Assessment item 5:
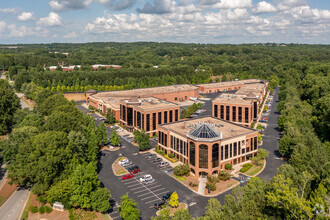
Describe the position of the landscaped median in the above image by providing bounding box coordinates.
[154,146,177,163]
[112,157,129,176]
[240,160,266,177]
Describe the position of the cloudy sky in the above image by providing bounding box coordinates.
[0,0,329,44]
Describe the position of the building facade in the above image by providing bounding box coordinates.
[157,117,258,178]
[119,97,180,136]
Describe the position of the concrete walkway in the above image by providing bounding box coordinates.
[197,177,207,195]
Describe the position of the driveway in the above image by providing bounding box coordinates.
[78,88,283,219]
[15,93,32,110]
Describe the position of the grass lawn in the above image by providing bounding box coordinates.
[116,169,128,175]
[245,163,264,176]
[173,175,186,181]
[0,196,4,206]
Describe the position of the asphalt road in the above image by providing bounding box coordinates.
[0,189,29,220]
[77,88,283,219]
[15,93,33,110]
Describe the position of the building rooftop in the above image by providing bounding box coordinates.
[160,116,256,141]
[197,79,266,89]
[121,97,179,111]
[213,94,253,105]
[235,83,265,98]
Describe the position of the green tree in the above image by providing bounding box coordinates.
[266,174,314,219]
[70,163,100,209]
[172,208,191,220]
[151,207,170,220]
[0,80,20,134]
[256,124,263,131]
[96,122,108,146]
[169,192,179,208]
[203,198,223,220]
[118,193,141,220]
[91,187,111,212]
[46,179,72,207]
[110,128,120,147]
[106,110,116,124]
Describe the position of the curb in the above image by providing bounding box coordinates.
[111,158,129,177]
[155,203,188,216]
[0,187,17,209]
[253,159,267,177]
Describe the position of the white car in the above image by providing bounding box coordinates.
[118,159,128,165]
[139,174,153,183]
[159,162,169,167]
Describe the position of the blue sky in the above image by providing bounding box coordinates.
[0,0,329,44]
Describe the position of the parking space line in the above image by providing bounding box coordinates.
[150,188,166,193]
[127,183,141,188]
[140,185,163,191]
[121,178,135,182]
[141,195,158,201]
[155,191,169,196]
[145,198,162,204]
[131,178,162,201]
[128,185,145,190]
[136,188,164,197]
[133,188,149,194]
[137,192,156,198]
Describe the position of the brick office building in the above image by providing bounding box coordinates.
[157,116,258,178]
[87,84,199,121]
[212,82,268,126]
[119,97,180,136]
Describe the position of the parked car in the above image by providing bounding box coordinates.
[118,159,129,165]
[147,153,157,159]
[122,161,132,167]
[122,173,134,180]
[144,178,155,184]
[159,161,169,167]
[154,201,165,210]
[127,165,139,172]
[139,174,152,182]
[153,158,162,163]
[162,192,173,201]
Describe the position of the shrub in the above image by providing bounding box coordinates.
[44,206,52,213]
[206,182,216,191]
[168,153,174,158]
[225,163,232,170]
[29,206,38,213]
[207,175,218,183]
[174,164,190,176]
[189,182,198,187]
[36,195,47,204]
[218,170,231,181]
[240,163,253,173]
[69,209,74,220]
[39,206,45,214]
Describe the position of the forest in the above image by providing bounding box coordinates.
[0,42,329,219]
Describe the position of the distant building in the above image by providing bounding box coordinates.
[46,64,121,71]
[158,116,259,178]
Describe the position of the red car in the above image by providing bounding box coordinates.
[130,168,141,174]
[122,173,134,180]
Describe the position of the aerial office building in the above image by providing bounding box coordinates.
[157,116,259,178]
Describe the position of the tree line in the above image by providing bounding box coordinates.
[0,87,111,212]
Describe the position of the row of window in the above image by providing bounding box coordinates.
[120,105,179,131]
[170,136,188,157]
[189,137,258,169]
[158,131,168,147]
[214,104,251,123]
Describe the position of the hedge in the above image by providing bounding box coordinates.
[240,163,253,173]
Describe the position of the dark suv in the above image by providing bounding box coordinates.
[162,192,173,201]
[154,201,165,210]
[127,165,139,172]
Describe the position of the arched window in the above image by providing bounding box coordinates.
[199,144,208,169]
[189,142,195,166]
[212,143,219,168]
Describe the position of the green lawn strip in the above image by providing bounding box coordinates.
[0,196,4,206]
[21,192,32,220]
[245,163,264,176]
[115,169,128,175]
[173,175,186,181]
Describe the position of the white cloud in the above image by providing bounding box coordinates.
[0,8,20,14]
[8,24,48,38]
[0,21,6,33]
[49,0,136,11]
[64,31,78,38]
[212,0,252,9]
[137,0,176,14]
[277,0,308,11]
[49,0,93,11]
[17,12,34,21]
[253,1,277,14]
[37,12,63,26]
